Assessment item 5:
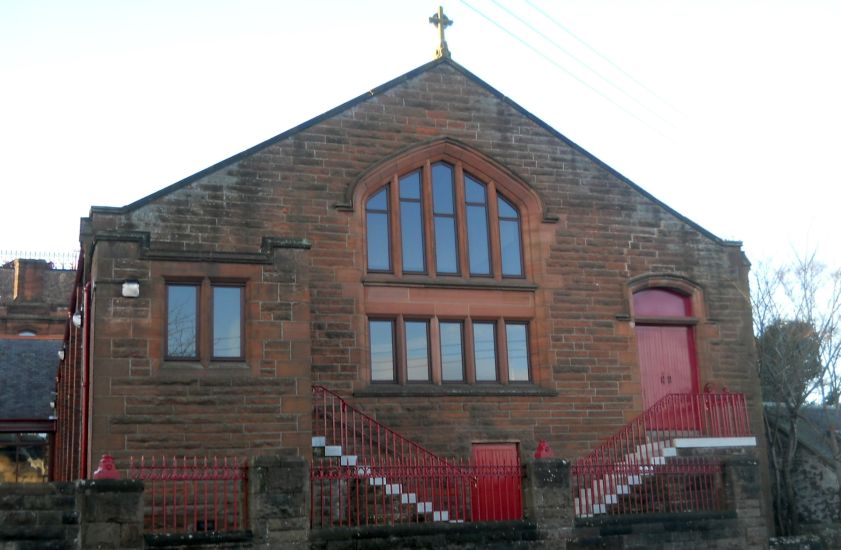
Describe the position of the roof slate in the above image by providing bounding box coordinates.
[0,338,60,419]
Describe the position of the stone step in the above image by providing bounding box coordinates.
[315,438,455,522]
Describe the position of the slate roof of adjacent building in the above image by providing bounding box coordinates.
[765,403,841,465]
[0,338,60,419]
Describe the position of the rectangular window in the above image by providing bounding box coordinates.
[367,317,529,385]
[370,319,396,382]
[167,284,198,359]
[506,323,530,382]
[212,286,243,359]
[405,320,431,381]
[473,322,497,381]
[0,432,49,483]
[400,171,425,273]
[440,321,465,382]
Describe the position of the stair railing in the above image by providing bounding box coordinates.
[576,391,750,471]
[571,392,750,517]
[310,385,523,527]
[312,385,452,468]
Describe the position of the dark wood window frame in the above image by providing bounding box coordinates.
[364,160,527,281]
[165,278,246,364]
[368,315,531,385]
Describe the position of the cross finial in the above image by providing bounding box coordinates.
[429,6,453,59]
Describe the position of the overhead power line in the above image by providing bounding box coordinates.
[458,0,669,137]
[489,0,672,126]
[524,0,684,116]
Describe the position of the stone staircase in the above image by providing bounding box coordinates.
[311,435,463,523]
[574,434,756,518]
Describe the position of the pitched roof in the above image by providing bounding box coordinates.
[89,57,737,247]
[765,403,841,465]
[0,338,60,420]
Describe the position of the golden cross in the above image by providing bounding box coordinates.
[429,6,453,59]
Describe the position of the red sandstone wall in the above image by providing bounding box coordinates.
[83,61,760,468]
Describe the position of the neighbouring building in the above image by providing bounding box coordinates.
[0,256,76,482]
[50,45,770,546]
[766,403,841,524]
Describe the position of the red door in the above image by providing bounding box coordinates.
[633,288,698,430]
[471,443,522,521]
[636,325,696,409]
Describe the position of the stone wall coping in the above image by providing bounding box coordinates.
[311,520,539,542]
[145,530,253,548]
[75,479,145,494]
[574,510,737,528]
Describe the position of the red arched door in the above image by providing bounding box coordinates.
[634,289,698,412]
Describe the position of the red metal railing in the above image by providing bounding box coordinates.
[571,392,750,518]
[53,251,85,481]
[128,456,248,533]
[311,456,521,527]
[573,457,723,517]
[312,385,452,469]
[311,385,523,527]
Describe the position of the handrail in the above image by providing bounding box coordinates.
[573,391,751,470]
[312,385,452,467]
[571,392,750,518]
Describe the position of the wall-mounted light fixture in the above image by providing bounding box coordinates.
[122,280,140,298]
[57,348,65,361]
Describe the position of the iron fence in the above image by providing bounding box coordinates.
[311,456,521,527]
[128,456,248,534]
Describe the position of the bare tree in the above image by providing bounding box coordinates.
[753,251,841,535]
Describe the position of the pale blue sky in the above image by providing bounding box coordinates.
[2,1,839,269]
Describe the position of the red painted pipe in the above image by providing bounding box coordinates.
[79,280,92,478]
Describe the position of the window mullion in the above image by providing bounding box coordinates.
[430,317,442,384]
[420,161,435,279]
[486,182,502,281]
[396,315,406,384]
[464,319,476,384]
[390,175,403,277]
[496,317,509,384]
[454,162,468,276]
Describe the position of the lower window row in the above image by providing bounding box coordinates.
[369,317,530,384]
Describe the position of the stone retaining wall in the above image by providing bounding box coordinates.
[1,450,768,549]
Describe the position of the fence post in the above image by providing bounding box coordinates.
[721,450,770,547]
[250,455,309,548]
[523,458,573,542]
[76,478,144,549]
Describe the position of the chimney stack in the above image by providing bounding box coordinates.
[13,259,49,302]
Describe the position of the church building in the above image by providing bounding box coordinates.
[51,12,767,544]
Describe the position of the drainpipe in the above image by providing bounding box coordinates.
[79,281,92,478]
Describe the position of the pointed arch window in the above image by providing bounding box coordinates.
[364,161,525,278]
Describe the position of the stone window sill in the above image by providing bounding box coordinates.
[354,384,557,398]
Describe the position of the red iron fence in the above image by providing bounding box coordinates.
[311,385,523,527]
[572,392,750,518]
[128,456,248,533]
[311,456,521,527]
[573,457,723,517]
